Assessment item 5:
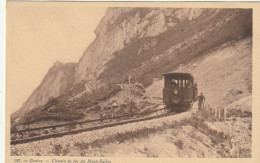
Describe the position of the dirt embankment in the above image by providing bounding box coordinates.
[146,37,252,110]
[12,82,159,130]
[144,37,252,157]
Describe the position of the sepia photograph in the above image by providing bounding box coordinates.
[5,2,257,160]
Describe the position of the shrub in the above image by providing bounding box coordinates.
[52,144,62,156]
[52,144,70,156]
[175,139,184,150]
[47,97,58,105]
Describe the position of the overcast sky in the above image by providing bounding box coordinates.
[6,2,107,113]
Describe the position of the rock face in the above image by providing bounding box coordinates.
[96,8,252,87]
[12,62,76,120]
[75,8,220,83]
[12,8,252,120]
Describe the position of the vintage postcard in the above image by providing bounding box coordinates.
[5,1,260,163]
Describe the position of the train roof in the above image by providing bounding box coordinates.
[163,72,194,81]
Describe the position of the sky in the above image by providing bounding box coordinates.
[6,2,107,113]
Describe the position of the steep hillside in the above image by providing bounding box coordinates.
[11,83,158,129]
[12,62,76,120]
[97,9,252,87]
[146,37,252,109]
[12,7,252,121]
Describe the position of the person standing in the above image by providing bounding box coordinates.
[197,92,205,110]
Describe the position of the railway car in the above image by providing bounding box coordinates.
[163,72,198,111]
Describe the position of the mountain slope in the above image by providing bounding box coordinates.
[12,8,252,121]
[12,62,76,120]
[97,9,252,87]
[146,37,252,108]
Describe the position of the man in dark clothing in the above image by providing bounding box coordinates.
[197,92,205,110]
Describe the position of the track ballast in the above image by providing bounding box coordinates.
[11,107,177,145]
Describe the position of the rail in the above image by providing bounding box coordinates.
[11,107,172,145]
[11,107,166,134]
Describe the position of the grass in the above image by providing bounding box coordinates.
[20,105,85,125]
[74,121,184,151]
[52,144,63,156]
[52,144,71,156]
[227,109,252,118]
[71,114,235,158]
[11,149,20,156]
[197,107,252,158]
[238,148,251,158]
[16,84,122,126]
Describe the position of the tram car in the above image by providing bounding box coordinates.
[163,72,198,111]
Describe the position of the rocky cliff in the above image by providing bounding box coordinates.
[12,62,76,120]
[96,8,252,86]
[75,8,224,85]
[12,8,252,120]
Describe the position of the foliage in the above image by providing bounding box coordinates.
[52,144,70,156]
[174,139,184,150]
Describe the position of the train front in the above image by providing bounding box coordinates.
[163,72,197,111]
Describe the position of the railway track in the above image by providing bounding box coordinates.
[11,107,177,145]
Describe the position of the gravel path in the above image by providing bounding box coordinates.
[11,107,196,156]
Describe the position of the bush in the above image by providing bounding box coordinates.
[47,97,58,105]
[174,139,184,150]
[52,144,70,156]
[52,144,62,156]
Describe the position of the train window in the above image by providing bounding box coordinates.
[186,80,192,88]
[181,80,190,88]
[165,79,193,88]
[178,80,182,88]
[185,80,189,88]
[172,79,177,87]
